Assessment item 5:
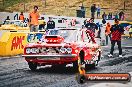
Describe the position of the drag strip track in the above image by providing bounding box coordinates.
[0,48,132,87]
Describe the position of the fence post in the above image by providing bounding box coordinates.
[24,0,26,12]
[14,13,18,20]
[3,0,4,7]
[45,0,46,8]
[124,1,126,10]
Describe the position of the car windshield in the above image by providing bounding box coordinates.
[48,29,78,42]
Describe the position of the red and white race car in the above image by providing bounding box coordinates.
[22,28,101,71]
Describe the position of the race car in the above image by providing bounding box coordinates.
[22,28,101,71]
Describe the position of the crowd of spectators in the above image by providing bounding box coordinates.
[90,4,125,21]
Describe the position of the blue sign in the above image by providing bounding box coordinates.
[27,33,43,43]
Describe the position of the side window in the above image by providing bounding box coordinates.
[77,31,83,42]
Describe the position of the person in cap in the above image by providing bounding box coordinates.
[46,17,55,30]
[19,12,25,21]
[91,4,96,18]
[85,18,98,33]
[108,19,124,58]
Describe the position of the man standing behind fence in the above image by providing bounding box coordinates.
[19,12,25,21]
[91,4,96,18]
[46,17,55,30]
[105,22,111,45]
[96,5,101,18]
[29,6,40,32]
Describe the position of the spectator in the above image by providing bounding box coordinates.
[3,16,10,24]
[108,19,124,58]
[129,25,132,38]
[105,22,111,45]
[19,12,25,21]
[119,11,124,21]
[39,17,46,30]
[102,12,107,20]
[91,4,96,18]
[108,13,112,20]
[85,18,98,33]
[6,16,10,20]
[96,5,101,18]
[110,13,113,19]
[115,13,119,19]
[85,18,98,43]
[80,4,85,18]
[46,17,55,30]
[96,22,101,38]
[121,12,125,21]
[29,6,40,32]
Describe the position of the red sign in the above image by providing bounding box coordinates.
[11,36,25,51]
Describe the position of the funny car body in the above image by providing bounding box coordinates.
[22,28,101,71]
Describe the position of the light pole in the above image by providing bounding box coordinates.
[45,0,46,8]
[124,1,126,10]
[3,0,4,7]
[42,0,46,8]
[24,0,26,12]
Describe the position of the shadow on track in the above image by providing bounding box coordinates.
[29,65,78,74]
[27,65,98,75]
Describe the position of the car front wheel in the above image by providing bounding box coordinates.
[28,62,37,71]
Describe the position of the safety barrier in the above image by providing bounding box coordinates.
[0,31,45,56]
[0,32,28,56]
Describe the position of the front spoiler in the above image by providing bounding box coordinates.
[22,54,77,58]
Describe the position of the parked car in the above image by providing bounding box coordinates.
[0,20,29,30]
[22,28,101,71]
[120,21,132,35]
